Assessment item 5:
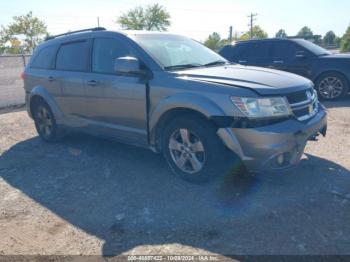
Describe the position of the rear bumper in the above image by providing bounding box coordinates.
[217,106,327,172]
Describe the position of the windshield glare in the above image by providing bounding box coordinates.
[134,34,227,70]
[294,39,331,56]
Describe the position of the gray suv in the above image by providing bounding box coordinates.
[23,28,327,183]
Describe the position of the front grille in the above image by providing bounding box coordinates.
[286,90,308,104]
[287,88,319,121]
[293,107,309,118]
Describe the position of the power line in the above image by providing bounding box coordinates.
[248,13,258,39]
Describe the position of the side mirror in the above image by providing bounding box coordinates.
[295,51,306,59]
[114,56,144,75]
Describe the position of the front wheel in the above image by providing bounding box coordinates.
[162,115,231,183]
[315,72,349,100]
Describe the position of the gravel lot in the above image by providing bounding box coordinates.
[0,101,350,257]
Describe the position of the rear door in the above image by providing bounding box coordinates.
[270,41,311,77]
[27,44,61,98]
[237,42,272,68]
[83,37,148,145]
[54,39,91,119]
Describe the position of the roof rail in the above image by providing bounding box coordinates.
[45,27,106,41]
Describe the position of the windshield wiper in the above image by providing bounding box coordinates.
[203,60,228,67]
[164,63,202,71]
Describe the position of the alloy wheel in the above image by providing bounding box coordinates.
[36,106,53,138]
[168,128,206,174]
[318,76,344,99]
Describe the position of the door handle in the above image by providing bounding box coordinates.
[238,60,247,64]
[273,60,284,64]
[87,80,97,86]
[48,76,55,82]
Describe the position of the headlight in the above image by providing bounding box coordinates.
[230,96,292,118]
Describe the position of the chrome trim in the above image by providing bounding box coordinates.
[288,89,319,121]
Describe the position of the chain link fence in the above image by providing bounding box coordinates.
[0,54,31,109]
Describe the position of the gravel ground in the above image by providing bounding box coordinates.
[0,101,350,257]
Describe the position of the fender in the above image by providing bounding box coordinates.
[28,86,64,125]
[149,93,225,146]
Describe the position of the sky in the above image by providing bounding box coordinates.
[0,0,349,41]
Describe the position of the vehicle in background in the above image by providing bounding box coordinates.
[23,28,327,183]
[220,38,350,100]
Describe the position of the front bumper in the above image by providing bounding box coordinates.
[217,106,327,172]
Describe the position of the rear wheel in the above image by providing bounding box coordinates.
[162,115,231,183]
[315,72,349,100]
[33,101,63,142]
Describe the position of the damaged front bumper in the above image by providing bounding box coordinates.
[217,106,327,172]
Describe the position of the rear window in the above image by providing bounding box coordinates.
[271,42,298,60]
[56,41,89,71]
[31,45,57,69]
[241,42,271,59]
[219,45,241,61]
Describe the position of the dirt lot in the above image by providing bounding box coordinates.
[0,101,350,257]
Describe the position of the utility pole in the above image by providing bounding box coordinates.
[229,26,233,42]
[248,13,257,39]
[97,17,100,27]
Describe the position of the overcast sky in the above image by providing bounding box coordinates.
[0,0,349,41]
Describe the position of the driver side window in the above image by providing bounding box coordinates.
[92,38,133,74]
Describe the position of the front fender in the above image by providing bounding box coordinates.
[28,86,64,124]
[149,93,225,146]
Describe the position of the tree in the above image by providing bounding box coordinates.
[340,25,350,53]
[1,11,47,53]
[0,27,9,54]
[275,29,287,38]
[297,26,313,40]
[8,38,22,54]
[240,25,268,40]
[117,3,170,31]
[203,32,230,51]
[323,31,337,47]
[204,32,222,50]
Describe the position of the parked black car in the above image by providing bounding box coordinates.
[220,38,350,100]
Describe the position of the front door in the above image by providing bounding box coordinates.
[83,37,148,145]
[270,42,311,78]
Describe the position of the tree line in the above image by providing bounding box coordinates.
[205,26,350,52]
[0,4,349,55]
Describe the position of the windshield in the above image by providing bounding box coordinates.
[293,39,331,56]
[133,34,228,70]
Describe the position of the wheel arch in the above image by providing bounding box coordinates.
[149,94,226,151]
[313,70,350,87]
[28,86,64,123]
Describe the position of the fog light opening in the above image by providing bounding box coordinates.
[277,154,284,166]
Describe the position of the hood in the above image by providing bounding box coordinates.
[176,65,313,95]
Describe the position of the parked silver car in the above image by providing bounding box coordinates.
[23,28,327,183]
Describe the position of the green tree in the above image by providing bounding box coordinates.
[2,11,47,52]
[117,3,170,31]
[323,31,337,47]
[0,27,9,54]
[297,26,313,40]
[275,29,287,38]
[240,25,268,40]
[203,32,230,51]
[204,32,222,50]
[340,25,350,53]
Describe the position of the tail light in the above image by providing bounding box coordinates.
[20,72,26,80]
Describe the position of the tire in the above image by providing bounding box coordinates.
[33,100,63,142]
[315,72,349,100]
[162,114,231,183]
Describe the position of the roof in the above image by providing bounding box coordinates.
[234,38,304,44]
